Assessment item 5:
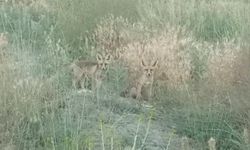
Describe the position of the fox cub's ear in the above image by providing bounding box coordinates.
[141,59,147,67]
[96,53,103,61]
[151,60,158,68]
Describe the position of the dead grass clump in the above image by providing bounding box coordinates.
[233,47,250,86]
[120,26,193,87]
[94,15,129,51]
[0,33,10,73]
[94,15,152,59]
[206,40,242,87]
[0,33,8,49]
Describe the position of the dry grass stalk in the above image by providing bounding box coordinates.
[0,33,8,49]
[181,136,190,150]
[0,33,9,64]
[243,128,249,144]
[208,137,216,150]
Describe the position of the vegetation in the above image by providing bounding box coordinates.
[0,0,249,149]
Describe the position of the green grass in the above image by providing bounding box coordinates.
[0,0,250,149]
[137,0,250,42]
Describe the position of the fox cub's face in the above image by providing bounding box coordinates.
[96,53,112,71]
[141,59,158,78]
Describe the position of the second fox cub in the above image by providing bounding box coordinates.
[122,58,158,100]
[70,52,112,91]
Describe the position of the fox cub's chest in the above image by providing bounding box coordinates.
[138,75,154,86]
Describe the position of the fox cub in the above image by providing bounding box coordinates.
[122,59,158,100]
[70,52,112,91]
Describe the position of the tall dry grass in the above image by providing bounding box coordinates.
[120,27,193,87]
[205,39,242,87]
[94,17,194,87]
[94,16,248,89]
[1,0,250,149]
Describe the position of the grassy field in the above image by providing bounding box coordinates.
[0,0,250,149]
